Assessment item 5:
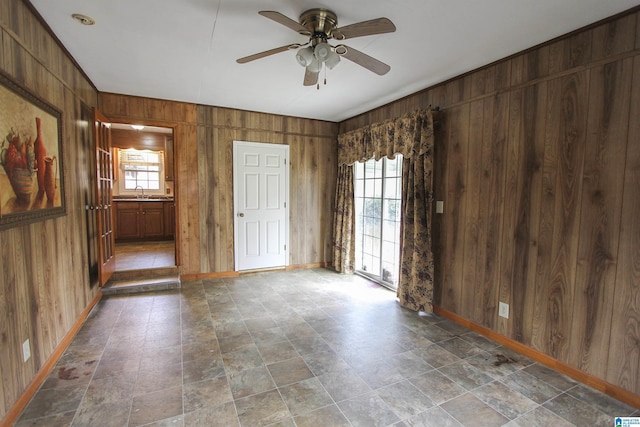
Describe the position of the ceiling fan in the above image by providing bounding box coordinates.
[236,9,396,87]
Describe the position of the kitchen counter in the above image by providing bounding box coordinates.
[113,196,174,202]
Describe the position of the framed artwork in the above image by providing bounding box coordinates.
[0,71,65,230]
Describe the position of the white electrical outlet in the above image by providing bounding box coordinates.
[436,201,444,214]
[498,302,509,319]
[22,339,31,362]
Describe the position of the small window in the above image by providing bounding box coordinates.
[119,149,163,194]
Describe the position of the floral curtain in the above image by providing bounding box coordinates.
[332,164,355,273]
[332,109,435,312]
[398,153,434,312]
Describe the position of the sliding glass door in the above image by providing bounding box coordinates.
[354,155,403,289]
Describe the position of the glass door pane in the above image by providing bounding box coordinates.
[354,155,402,288]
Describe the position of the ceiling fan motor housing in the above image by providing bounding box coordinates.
[299,8,338,41]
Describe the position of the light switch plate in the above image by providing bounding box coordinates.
[23,339,31,362]
[436,201,444,214]
[498,302,509,319]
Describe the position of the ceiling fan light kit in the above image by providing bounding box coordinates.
[237,8,396,87]
[296,46,314,67]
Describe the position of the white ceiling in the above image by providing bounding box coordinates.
[31,0,640,122]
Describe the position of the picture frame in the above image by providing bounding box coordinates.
[0,70,65,230]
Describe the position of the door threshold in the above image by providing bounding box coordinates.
[111,266,179,281]
[237,266,286,275]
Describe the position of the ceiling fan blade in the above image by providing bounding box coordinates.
[333,17,396,40]
[338,45,391,75]
[303,68,319,86]
[237,44,300,64]
[259,11,311,35]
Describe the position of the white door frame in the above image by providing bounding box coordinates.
[233,141,290,271]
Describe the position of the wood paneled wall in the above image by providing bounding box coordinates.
[99,96,339,274]
[0,0,99,421]
[197,106,338,272]
[340,8,640,396]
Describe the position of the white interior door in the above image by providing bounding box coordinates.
[234,141,289,271]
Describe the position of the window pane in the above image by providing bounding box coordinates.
[374,159,383,178]
[385,199,400,222]
[385,156,401,177]
[373,178,382,198]
[364,161,375,178]
[384,177,398,199]
[355,178,364,197]
[364,215,381,238]
[382,220,397,242]
[371,256,381,277]
[364,180,375,197]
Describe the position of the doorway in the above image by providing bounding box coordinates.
[233,141,289,271]
[110,122,177,272]
[353,155,403,290]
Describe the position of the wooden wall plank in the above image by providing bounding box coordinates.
[569,58,632,378]
[441,105,470,313]
[531,76,562,354]
[461,100,483,321]
[497,88,522,337]
[606,55,640,394]
[511,83,546,343]
[431,112,448,306]
[548,30,593,75]
[476,93,508,329]
[637,11,640,49]
[545,71,589,360]
[591,13,637,61]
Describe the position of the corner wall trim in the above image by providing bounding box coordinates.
[1,291,103,427]
[433,305,640,410]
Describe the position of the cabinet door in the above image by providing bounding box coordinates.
[115,202,141,240]
[164,202,175,238]
[142,202,165,238]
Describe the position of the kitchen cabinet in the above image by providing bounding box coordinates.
[115,202,141,240]
[114,200,174,241]
[164,202,175,238]
[165,136,174,181]
[141,202,165,239]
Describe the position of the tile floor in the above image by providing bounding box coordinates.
[16,269,639,426]
[114,241,176,271]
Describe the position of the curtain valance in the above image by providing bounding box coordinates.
[337,109,434,165]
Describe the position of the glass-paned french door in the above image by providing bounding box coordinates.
[354,155,403,289]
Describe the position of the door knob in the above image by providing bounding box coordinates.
[238,213,244,217]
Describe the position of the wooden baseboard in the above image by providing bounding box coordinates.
[433,305,640,410]
[180,271,240,280]
[1,291,103,427]
[285,262,331,271]
[181,263,333,280]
